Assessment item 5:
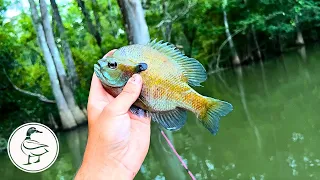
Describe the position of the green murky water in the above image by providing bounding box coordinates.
[1,46,320,180]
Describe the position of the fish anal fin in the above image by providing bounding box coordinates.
[148,108,187,131]
[147,39,207,87]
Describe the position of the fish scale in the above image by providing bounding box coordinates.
[94,39,233,135]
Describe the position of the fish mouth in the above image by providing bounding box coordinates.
[94,63,119,87]
[94,63,107,82]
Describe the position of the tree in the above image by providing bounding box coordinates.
[28,0,77,129]
[117,0,150,44]
[222,0,241,66]
[295,15,304,45]
[244,0,262,61]
[50,0,79,89]
[39,0,86,125]
[155,0,196,55]
[76,0,102,47]
[92,0,102,45]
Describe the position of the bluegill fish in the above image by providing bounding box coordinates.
[94,40,233,135]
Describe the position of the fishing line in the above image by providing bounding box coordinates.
[159,128,196,180]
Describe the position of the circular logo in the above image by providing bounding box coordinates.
[7,122,59,173]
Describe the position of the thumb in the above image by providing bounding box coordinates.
[106,74,143,116]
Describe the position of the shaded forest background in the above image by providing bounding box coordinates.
[0,0,320,149]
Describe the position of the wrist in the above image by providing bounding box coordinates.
[74,136,135,180]
[75,158,135,180]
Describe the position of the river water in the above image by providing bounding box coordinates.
[1,46,320,180]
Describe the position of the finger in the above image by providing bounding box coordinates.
[89,49,117,102]
[87,49,118,122]
[88,73,113,101]
[105,74,142,116]
[87,73,114,122]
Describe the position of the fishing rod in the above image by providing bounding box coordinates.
[158,128,196,180]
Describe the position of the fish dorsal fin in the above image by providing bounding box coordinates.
[147,39,207,87]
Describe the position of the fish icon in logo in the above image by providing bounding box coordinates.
[21,127,49,165]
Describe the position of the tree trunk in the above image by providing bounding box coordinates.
[76,0,102,47]
[50,0,79,90]
[244,0,253,62]
[117,0,150,44]
[161,0,172,42]
[244,0,261,62]
[278,33,283,53]
[251,25,262,61]
[108,0,112,10]
[39,0,86,125]
[92,0,102,41]
[223,10,241,66]
[28,0,77,129]
[245,28,253,61]
[298,46,307,62]
[48,112,59,130]
[295,15,305,45]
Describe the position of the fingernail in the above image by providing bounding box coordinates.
[130,74,141,84]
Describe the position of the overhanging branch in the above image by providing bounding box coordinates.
[3,68,56,103]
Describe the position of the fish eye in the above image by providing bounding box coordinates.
[108,61,117,69]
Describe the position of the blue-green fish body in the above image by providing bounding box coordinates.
[94,40,233,135]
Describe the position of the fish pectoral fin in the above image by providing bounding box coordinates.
[147,39,207,87]
[148,108,187,131]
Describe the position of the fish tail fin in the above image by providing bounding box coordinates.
[198,97,233,135]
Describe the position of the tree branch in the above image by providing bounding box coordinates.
[210,27,246,70]
[156,0,196,28]
[3,68,56,103]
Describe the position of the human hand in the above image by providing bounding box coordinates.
[75,50,151,180]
